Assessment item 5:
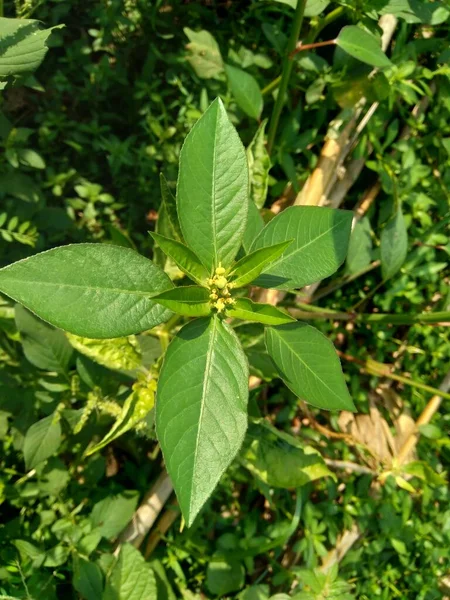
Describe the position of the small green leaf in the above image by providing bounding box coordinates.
[336,26,393,69]
[150,232,210,284]
[184,28,224,79]
[15,305,73,373]
[160,173,183,241]
[156,317,248,526]
[73,559,103,600]
[23,412,62,470]
[381,206,408,280]
[90,491,139,540]
[0,244,173,338]
[228,298,295,326]
[153,286,211,317]
[0,18,63,80]
[265,323,354,411]
[247,119,271,209]
[103,544,157,600]
[231,241,293,288]
[242,420,333,488]
[225,64,263,120]
[251,207,353,290]
[346,217,373,274]
[177,98,249,270]
[206,558,245,596]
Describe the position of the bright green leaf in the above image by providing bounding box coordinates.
[184,28,224,79]
[153,286,211,317]
[73,559,103,600]
[251,207,353,290]
[23,412,62,470]
[177,98,249,270]
[231,241,293,288]
[151,232,210,284]
[265,323,355,411]
[247,119,271,209]
[0,244,173,338]
[381,207,408,280]
[225,64,263,120]
[156,317,249,526]
[103,543,157,600]
[66,334,141,371]
[336,26,392,69]
[346,217,373,274]
[228,298,295,326]
[15,304,73,373]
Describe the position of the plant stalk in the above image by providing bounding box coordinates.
[290,306,450,326]
[267,0,307,153]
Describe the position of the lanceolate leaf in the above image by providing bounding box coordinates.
[346,216,373,275]
[177,98,249,270]
[251,206,353,290]
[228,298,295,326]
[247,119,271,209]
[24,412,62,470]
[336,26,392,69]
[159,174,183,242]
[0,244,173,338]
[153,286,211,317]
[150,232,210,284]
[265,322,355,411]
[156,317,248,526]
[242,199,265,253]
[381,206,408,280]
[225,64,263,120]
[231,240,293,288]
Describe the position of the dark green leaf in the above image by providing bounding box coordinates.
[225,64,263,120]
[23,412,62,470]
[228,298,295,325]
[177,98,249,270]
[156,317,248,526]
[251,207,353,290]
[103,544,157,600]
[346,217,373,274]
[247,119,271,209]
[90,491,139,540]
[73,559,103,600]
[160,173,183,241]
[153,286,211,317]
[151,232,210,284]
[381,206,408,280]
[206,558,245,596]
[265,323,355,411]
[231,241,293,288]
[336,26,392,69]
[0,244,173,338]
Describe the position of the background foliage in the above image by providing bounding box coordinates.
[0,0,449,598]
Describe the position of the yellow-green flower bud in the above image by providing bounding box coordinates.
[215,276,227,289]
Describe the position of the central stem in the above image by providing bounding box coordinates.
[267,0,307,153]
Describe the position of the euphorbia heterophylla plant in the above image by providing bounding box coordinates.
[0,98,355,526]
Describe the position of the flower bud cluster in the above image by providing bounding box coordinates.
[207,264,236,313]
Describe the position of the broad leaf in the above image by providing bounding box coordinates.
[23,412,62,470]
[346,217,373,274]
[0,18,63,80]
[184,28,224,79]
[231,241,293,288]
[228,298,295,326]
[381,207,408,280]
[336,26,392,69]
[153,286,211,317]
[265,322,355,411]
[150,232,210,284]
[177,98,249,270]
[251,206,353,290]
[90,491,139,540]
[73,559,103,600]
[242,420,333,488]
[0,244,173,338]
[15,305,73,373]
[247,119,271,209]
[67,334,142,371]
[225,64,263,120]
[103,544,157,600]
[156,317,248,526]
[206,559,245,596]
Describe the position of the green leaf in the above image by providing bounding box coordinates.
[243,199,265,253]
[177,98,249,271]
[73,559,103,600]
[269,0,330,15]
[103,544,157,600]
[247,119,271,209]
[150,232,209,284]
[156,317,248,526]
[184,28,224,79]
[225,64,263,120]
[15,305,73,373]
[90,491,139,540]
[206,558,245,596]
[346,217,373,274]
[231,241,293,288]
[153,286,211,317]
[66,334,142,371]
[160,173,183,241]
[265,323,354,411]
[242,420,333,488]
[0,18,63,80]
[251,207,353,290]
[381,207,408,280]
[0,244,173,338]
[228,298,295,326]
[23,412,62,470]
[402,461,446,486]
[336,26,392,69]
